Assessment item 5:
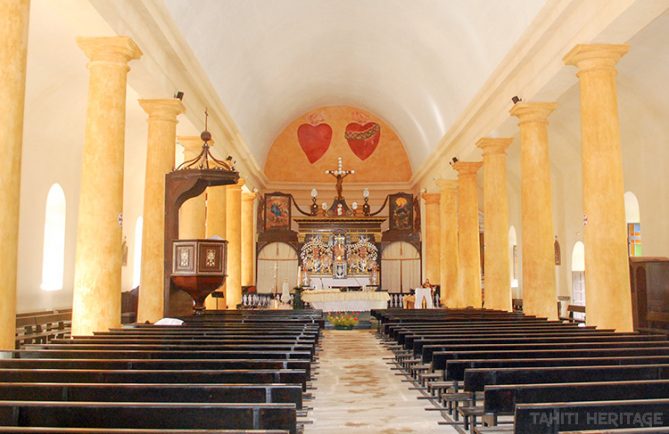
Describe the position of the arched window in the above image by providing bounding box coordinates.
[571,241,586,321]
[381,241,421,293]
[40,184,66,291]
[256,242,298,294]
[132,217,143,288]
[624,191,642,256]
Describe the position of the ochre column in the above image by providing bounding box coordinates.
[436,179,458,308]
[564,44,633,331]
[72,37,142,335]
[204,185,227,309]
[241,190,257,287]
[177,136,206,239]
[136,99,185,323]
[452,162,483,308]
[0,0,30,349]
[510,102,558,320]
[421,192,441,284]
[477,138,513,311]
[226,179,244,309]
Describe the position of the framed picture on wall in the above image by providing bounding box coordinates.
[389,193,414,231]
[264,192,292,231]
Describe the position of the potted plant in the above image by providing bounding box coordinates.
[327,312,359,330]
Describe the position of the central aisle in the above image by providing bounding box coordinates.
[307,329,456,434]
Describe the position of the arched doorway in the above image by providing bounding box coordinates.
[256,242,298,294]
[381,241,420,293]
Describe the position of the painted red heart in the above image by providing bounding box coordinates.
[297,123,332,164]
[345,122,381,160]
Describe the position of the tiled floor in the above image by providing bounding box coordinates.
[307,329,457,433]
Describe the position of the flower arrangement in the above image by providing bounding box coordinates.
[327,312,359,330]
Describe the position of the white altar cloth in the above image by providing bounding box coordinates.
[302,290,389,312]
[311,277,371,290]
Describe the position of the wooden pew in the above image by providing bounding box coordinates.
[464,364,669,393]
[7,349,313,361]
[514,398,669,434]
[445,355,669,383]
[0,382,303,409]
[0,429,288,433]
[0,368,309,390]
[420,335,667,362]
[484,379,669,419]
[0,358,312,377]
[432,347,669,371]
[0,401,298,433]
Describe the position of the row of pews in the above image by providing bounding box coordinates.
[373,308,669,434]
[0,309,323,433]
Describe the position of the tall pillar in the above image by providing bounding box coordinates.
[421,192,441,284]
[452,162,483,308]
[477,138,513,311]
[177,136,206,239]
[136,99,185,323]
[72,37,142,335]
[226,179,244,309]
[204,185,227,309]
[241,190,257,287]
[564,44,633,331]
[436,179,458,308]
[510,102,558,320]
[0,0,30,349]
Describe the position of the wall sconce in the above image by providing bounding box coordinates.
[362,188,370,216]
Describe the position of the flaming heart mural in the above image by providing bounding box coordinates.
[345,121,381,161]
[297,112,332,163]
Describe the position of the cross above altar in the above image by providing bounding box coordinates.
[324,156,354,201]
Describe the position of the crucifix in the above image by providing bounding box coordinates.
[325,156,355,201]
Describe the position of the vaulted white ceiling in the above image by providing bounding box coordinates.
[163,0,547,170]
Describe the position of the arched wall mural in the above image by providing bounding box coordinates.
[264,105,412,183]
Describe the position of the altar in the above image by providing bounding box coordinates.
[301,289,390,312]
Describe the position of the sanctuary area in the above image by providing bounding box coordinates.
[1,0,669,432]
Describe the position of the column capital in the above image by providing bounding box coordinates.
[435,178,458,191]
[421,192,440,205]
[139,99,185,123]
[242,190,257,202]
[452,161,482,177]
[510,102,557,124]
[229,178,245,190]
[563,44,629,73]
[476,137,513,155]
[77,36,142,66]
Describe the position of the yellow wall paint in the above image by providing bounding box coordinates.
[265,106,412,183]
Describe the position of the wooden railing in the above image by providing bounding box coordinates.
[15,309,72,349]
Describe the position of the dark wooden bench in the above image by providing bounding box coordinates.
[559,304,586,324]
[484,379,669,418]
[432,346,669,370]
[0,401,297,433]
[0,368,308,390]
[14,312,71,349]
[464,364,669,393]
[420,335,667,362]
[445,355,669,382]
[0,382,303,409]
[0,357,312,377]
[514,398,669,434]
[0,429,287,433]
[7,349,313,361]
